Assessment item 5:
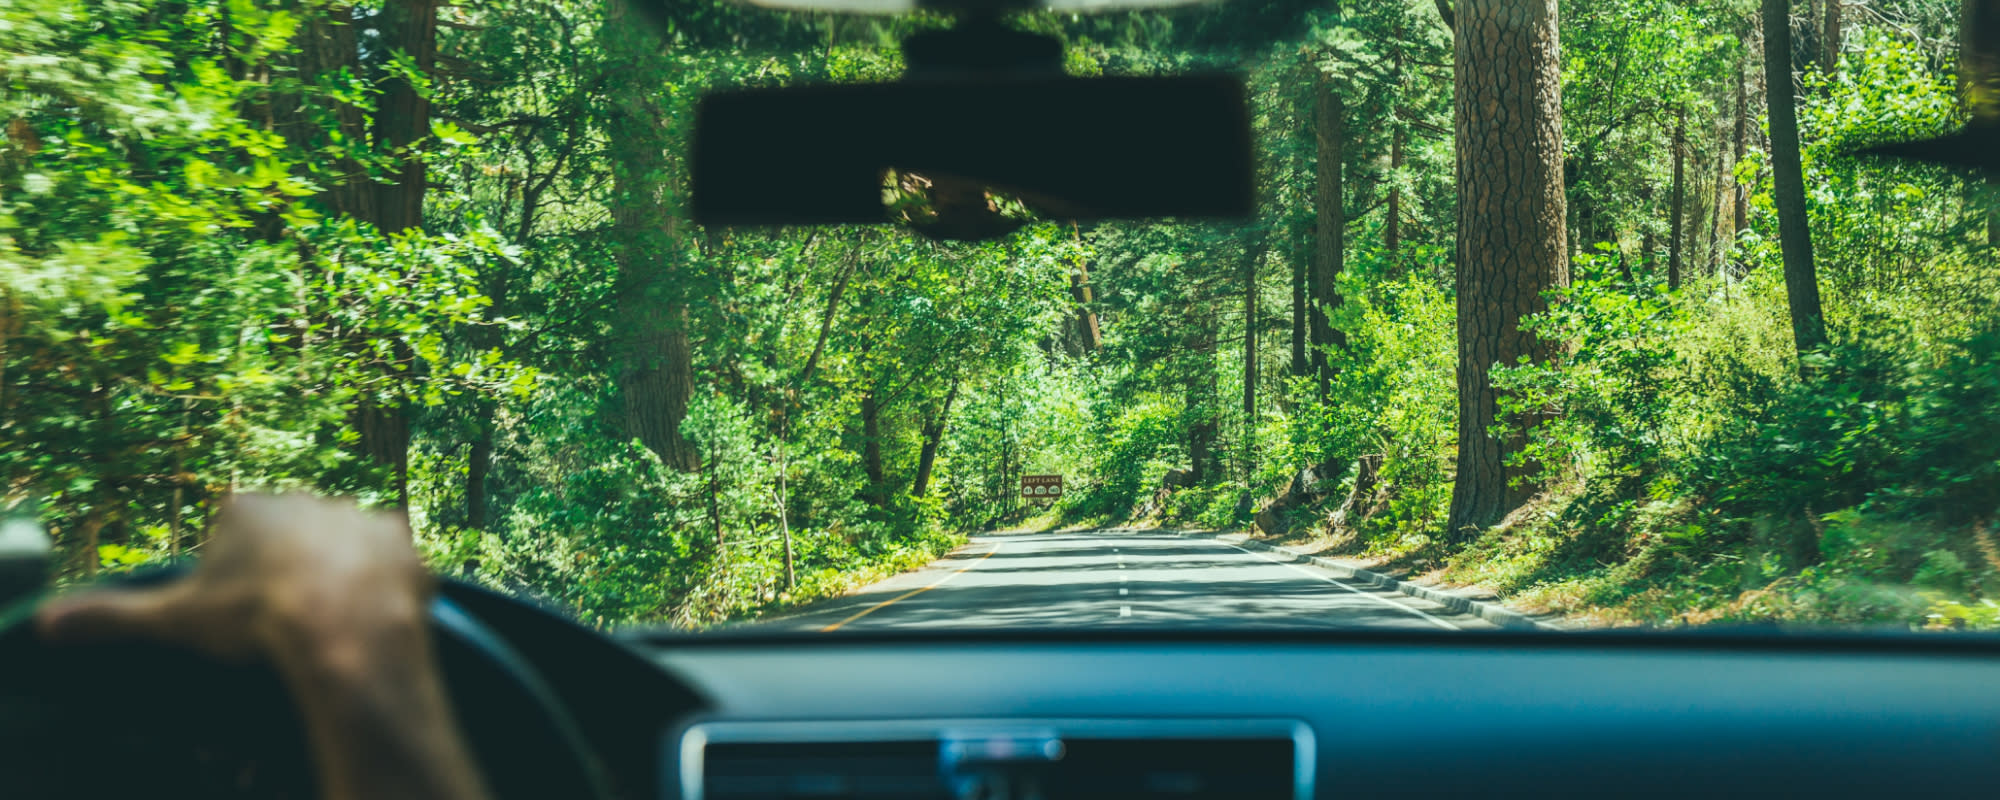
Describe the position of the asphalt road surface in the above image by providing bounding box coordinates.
[767,529,1497,631]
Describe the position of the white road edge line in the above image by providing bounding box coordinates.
[1208,539,1461,631]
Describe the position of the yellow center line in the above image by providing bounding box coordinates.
[820,541,1003,632]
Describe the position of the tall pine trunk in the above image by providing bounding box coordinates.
[1290,248,1308,376]
[1709,126,1729,275]
[1446,0,1570,538]
[1669,107,1686,289]
[1734,59,1750,243]
[1763,0,1830,356]
[1311,71,1348,400]
[1187,313,1219,485]
[351,0,439,507]
[1242,239,1268,482]
[1388,42,1407,256]
[605,0,699,471]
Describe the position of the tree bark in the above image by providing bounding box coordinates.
[1823,0,1842,74]
[78,507,105,577]
[1709,114,1730,276]
[776,442,794,590]
[373,0,436,234]
[1733,57,1749,259]
[1763,0,1830,355]
[167,458,184,558]
[1290,248,1308,377]
[466,401,494,529]
[357,404,412,506]
[1388,124,1405,254]
[1188,390,1217,486]
[1968,0,1999,246]
[1242,239,1267,482]
[605,0,699,471]
[911,381,960,498]
[353,0,439,508]
[1187,314,1219,485]
[1311,71,1349,400]
[1068,224,1102,353]
[1446,0,1570,539]
[1990,175,1999,248]
[1670,107,1687,290]
[860,391,887,506]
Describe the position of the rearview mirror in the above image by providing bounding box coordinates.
[691,74,1254,238]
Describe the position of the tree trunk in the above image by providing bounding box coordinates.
[705,412,726,547]
[353,0,440,508]
[1446,0,1570,539]
[78,507,105,577]
[373,0,435,233]
[861,391,887,506]
[1068,225,1102,353]
[467,401,494,529]
[1990,175,1999,248]
[1242,239,1267,483]
[1311,70,1348,400]
[912,382,960,498]
[1823,0,1842,74]
[1709,122,1729,276]
[606,0,699,471]
[1763,0,1830,356]
[617,307,699,470]
[166,447,186,557]
[1734,58,1749,244]
[1669,107,1687,290]
[776,443,794,590]
[1188,390,1216,486]
[357,404,412,506]
[1188,314,1219,485]
[1388,124,1405,254]
[1388,42,1407,256]
[1290,249,1308,377]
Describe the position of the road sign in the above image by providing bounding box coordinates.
[1021,474,1064,499]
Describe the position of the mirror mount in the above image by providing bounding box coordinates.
[902,15,1065,80]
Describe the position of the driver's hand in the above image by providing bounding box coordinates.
[36,493,491,800]
[37,493,430,664]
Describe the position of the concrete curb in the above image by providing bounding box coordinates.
[1140,527,1562,631]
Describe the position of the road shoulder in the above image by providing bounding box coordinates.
[1140,527,1568,631]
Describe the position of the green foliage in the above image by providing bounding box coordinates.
[9,0,2000,635]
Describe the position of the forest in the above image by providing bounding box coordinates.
[4,0,1998,629]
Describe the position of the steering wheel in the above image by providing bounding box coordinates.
[0,568,617,800]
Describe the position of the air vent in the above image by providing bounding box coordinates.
[679,719,1311,800]
[703,740,943,799]
[1046,738,1294,800]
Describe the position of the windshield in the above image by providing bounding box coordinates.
[5,0,1995,634]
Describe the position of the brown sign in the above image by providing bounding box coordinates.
[1020,474,1064,499]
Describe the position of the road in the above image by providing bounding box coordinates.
[766,529,1496,631]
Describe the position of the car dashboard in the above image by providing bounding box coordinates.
[612,629,2000,799]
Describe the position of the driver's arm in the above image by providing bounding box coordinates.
[35,493,492,800]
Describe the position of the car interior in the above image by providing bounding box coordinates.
[6,0,2000,797]
[10,576,2000,798]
